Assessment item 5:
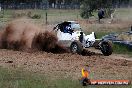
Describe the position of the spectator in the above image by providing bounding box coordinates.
[98,8,105,23]
[81,68,91,86]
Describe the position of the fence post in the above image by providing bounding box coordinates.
[45,12,48,24]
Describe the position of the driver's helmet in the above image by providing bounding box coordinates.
[66,26,71,30]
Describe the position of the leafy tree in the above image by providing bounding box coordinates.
[80,0,97,18]
[80,0,114,19]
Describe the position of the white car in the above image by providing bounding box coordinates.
[53,21,112,56]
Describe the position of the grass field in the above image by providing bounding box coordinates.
[113,43,132,57]
[0,9,80,25]
[0,67,131,88]
[0,8,132,30]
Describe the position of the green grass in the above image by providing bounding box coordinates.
[96,32,111,39]
[85,32,111,39]
[116,8,132,20]
[0,68,47,88]
[0,67,83,88]
[0,67,131,88]
[113,43,132,56]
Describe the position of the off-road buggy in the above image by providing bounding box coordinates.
[53,21,112,56]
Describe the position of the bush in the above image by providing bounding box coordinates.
[104,8,114,18]
[80,2,94,19]
[12,11,41,19]
[31,14,41,19]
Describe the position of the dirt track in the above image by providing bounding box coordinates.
[0,49,131,80]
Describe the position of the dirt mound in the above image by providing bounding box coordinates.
[0,19,67,53]
[81,49,96,56]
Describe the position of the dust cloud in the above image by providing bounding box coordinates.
[0,19,67,53]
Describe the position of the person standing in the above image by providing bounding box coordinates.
[98,8,105,23]
[81,68,91,86]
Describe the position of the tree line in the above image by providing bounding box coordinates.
[0,0,81,4]
[0,0,131,5]
[0,0,132,9]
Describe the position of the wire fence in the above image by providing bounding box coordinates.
[0,3,81,25]
[0,8,81,27]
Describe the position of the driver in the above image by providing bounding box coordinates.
[64,24,73,34]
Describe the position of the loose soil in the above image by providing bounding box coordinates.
[0,49,131,80]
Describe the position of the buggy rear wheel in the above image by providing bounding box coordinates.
[101,41,113,56]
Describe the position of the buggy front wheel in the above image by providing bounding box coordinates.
[70,41,83,54]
